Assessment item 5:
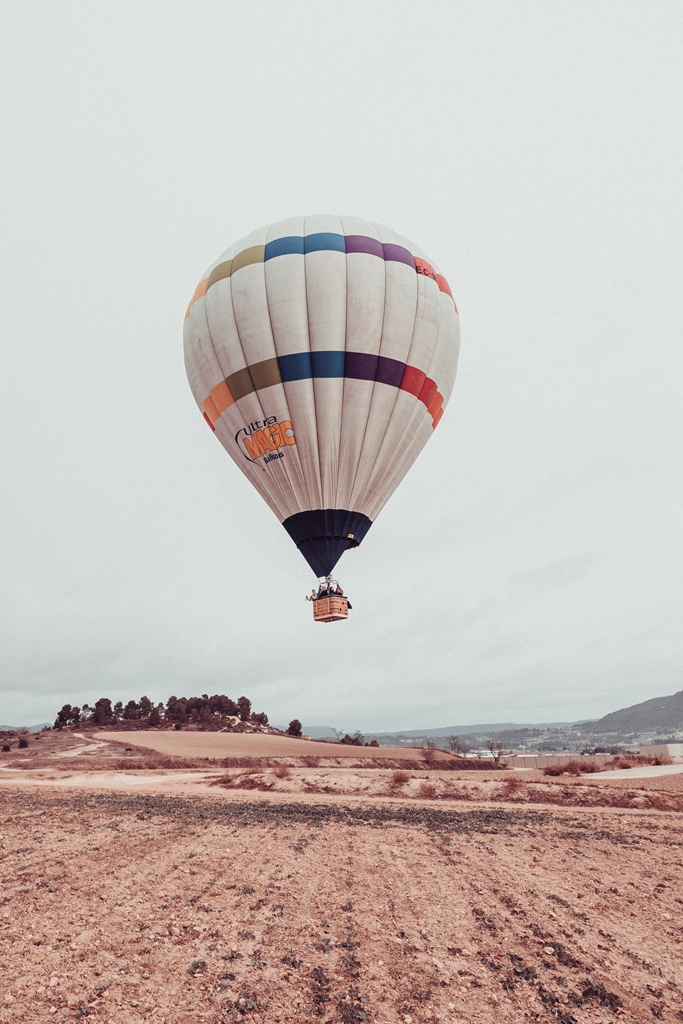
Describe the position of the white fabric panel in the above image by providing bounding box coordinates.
[365,407,434,520]
[365,283,453,519]
[204,281,247,378]
[335,220,386,510]
[228,229,272,365]
[346,259,418,510]
[278,378,322,510]
[336,378,375,510]
[431,299,460,405]
[267,215,305,241]
[264,218,322,510]
[342,252,385,355]
[183,316,218,407]
[304,215,346,509]
[351,384,410,512]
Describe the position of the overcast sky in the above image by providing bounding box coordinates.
[1,2,681,730]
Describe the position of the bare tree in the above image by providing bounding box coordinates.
[487,739,505,763]
[448,735,469,756]
[423,739,438,766]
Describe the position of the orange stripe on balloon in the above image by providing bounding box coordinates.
[436,274,457,310]
[202,394,220,426]
[414,257,438,283]
[203,411,216,432]
[427,390,443,420]
[209,379,234,416]
[185,278,209,320]
[416,258,457,311]
[418,376,438,409]
[432,406,444,429]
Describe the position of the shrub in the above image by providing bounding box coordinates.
[418,781,437,799]
[602,753,672,771]
[174,722,182,730]
[543,760,598,776]
[287,719,302,737]
[18,737,29,749]
[501,775,524,794]
[2,744,10,752]
[274,764,290,779]
[390,770,410,787]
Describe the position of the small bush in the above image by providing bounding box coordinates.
[274,764,290,779]
[174,723,182,730]
[390,770,410,787]
[544,760,598,776]
[603,753,672,770]
[2,744,10,752]
[18,737,29,749]
[418,781,437,799]
[502,775,524,794]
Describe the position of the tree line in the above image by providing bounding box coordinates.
[53,693,273,730]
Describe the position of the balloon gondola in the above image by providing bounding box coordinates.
[305,576,350,623]
[183,216,460,619]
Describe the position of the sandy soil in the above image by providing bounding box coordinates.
[1,784,682,1024]
[1,730,682,1023]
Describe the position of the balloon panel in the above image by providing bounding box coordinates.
[184,216,460,576]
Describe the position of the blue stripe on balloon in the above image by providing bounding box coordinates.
[304,232,346,254]
[311,350,345,376]
[277,351,312,382]
[264,236,305,260]
[277,350,346,382]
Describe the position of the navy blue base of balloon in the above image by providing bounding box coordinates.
[282,509,373,578]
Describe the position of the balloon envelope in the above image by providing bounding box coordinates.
[184,215,460,577]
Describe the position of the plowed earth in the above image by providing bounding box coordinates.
[1,784,682,1024]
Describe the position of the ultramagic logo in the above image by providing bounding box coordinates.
[235,417,296,463]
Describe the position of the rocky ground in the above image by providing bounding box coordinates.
[0,733,682,1024]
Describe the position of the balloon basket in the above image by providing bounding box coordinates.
[312,594,349,623]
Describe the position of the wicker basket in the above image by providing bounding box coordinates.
[313,595,349,622]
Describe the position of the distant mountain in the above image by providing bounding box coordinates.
[373,722,580,738]
[0,722,51,733]
[581,690,683,735]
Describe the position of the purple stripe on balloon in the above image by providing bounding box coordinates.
[345,235,384,259]
[375,355,406,388]
[344,352,407,388]
[382,243,415,268]
[345,351,378,381]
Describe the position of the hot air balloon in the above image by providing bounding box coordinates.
[184,216,459,620]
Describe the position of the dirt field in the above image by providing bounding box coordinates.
[1,731,682,1023]
[97,731,451,763]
